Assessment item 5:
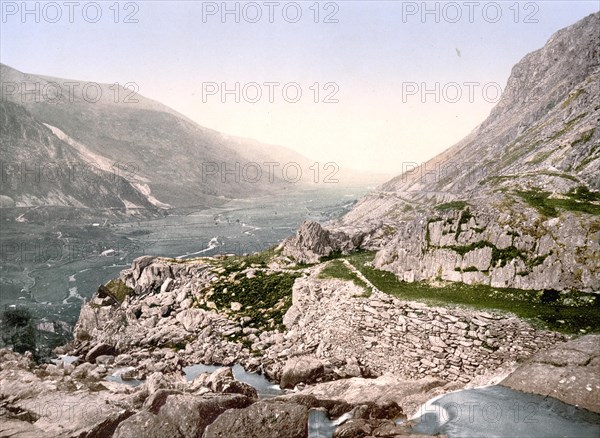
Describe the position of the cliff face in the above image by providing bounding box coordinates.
[290,13,600,292]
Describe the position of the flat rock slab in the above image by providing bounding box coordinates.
[501,334,600,413]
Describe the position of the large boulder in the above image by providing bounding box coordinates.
[501,334,600,413]
[158,393,252,437]
[113,411,182,438]
[280,356,325,389]
[282,221,364,264]
[296,375,446,418]
[203,400,310,438]
[207,367,258,399]
[85,343,117,363]
[176,309,206,332]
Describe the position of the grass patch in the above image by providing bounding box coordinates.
[351,260,599,334]
[575,147,600,171]
[529,150,553,165]
[319,249,344,262]
[561,88,584,109]
[516,187,600,217]
[435,241,526,268]
[571,128,595,147]
[319,259,369,292]
[344,251,599,333]
[103,279,134,303]
[217,247,280,275]
[455,208,474,239]
[205,270,300,332]
[548,113,587,141]
[435,201,469,211]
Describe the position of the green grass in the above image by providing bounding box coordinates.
[216,247,280,274]
[319,259,369,292]
[529,150,553,165]
[435,241,527,268]
[344,251,599,334]
[571,128,595,147]
[435,201,469,211]
[548,113,587,141]
[455,208,473,239]
[516,187,600,217]
[203,270,300,332]
[319,249,344,262]
[561,88,584,109]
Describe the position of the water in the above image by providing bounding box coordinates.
[410,385,600,438]
[1,186,370,331]
[308,408,354,438]
[183,363,283,398]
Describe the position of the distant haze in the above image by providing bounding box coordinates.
[1,1,598,174]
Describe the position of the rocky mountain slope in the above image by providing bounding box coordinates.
[0,64,337,211]
[0,100,158,213]
[285,12,600,292]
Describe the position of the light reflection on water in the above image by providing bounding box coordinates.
[410,385,600,438]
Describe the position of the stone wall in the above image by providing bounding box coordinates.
[74,255,566,385]
[278,273,566,383]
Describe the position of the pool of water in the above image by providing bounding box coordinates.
[410,385,600,438]
[183,363,283,398]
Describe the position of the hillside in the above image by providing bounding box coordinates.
[284,12,600,292]
[0,100,159,212]
[0,64,334,211]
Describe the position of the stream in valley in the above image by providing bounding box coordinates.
[1,186,369,333]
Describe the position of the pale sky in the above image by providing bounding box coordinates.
[1,1,598,174]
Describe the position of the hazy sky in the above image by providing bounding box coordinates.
[1,1,598,174]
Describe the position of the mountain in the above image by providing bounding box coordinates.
[285,12,600,292]
[2,64,376,212]
[0,100,158,213]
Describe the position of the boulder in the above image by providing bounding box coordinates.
[501,334,600,413]
[282,221,363,264]
[280,356,325,389]
[158,393,252,437]
[113,411,181,438]
[207,367,258,399]
[203,400,310,438]
[85,343,117,364]
[142,389,183,414]
[176,309,206,332]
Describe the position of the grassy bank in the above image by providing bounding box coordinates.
[345,252,599,334]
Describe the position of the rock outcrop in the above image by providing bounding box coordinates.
[282,221,367,264]
[372,205,600,291]
[501,334,600,413]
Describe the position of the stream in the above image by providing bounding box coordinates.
[59,352,600,438]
